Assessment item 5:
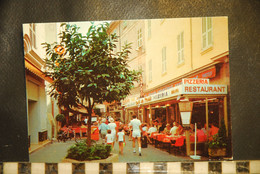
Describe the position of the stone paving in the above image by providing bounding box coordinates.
[29,135,199,163]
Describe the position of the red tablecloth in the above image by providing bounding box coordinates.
[162,136,184,143]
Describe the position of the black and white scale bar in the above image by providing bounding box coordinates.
[1,161,260,174]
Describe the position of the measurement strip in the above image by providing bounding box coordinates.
[1,161,260,173]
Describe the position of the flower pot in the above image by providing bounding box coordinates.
[208,147,226,157]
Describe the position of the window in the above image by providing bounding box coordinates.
[162,47,166,74]
[137,28,142,48]
[113,29,117,52]
[29,23,36,49]
[202,17,213,50]
[149,59,152,82]
[148,20,151,39]
[177,32,184,64]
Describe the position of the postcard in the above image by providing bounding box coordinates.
[23,17,232,163]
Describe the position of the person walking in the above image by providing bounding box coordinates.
[105,130,114,148]
[129,115,142,156]
[117,127,126,155]
[99,118,109,144]
[108,118,117,149]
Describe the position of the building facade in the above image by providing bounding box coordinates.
[142,17,229,132]
[120,17,230,150]
[23,23,60,148]
[108,20,147,123]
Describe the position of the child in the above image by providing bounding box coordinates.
[117,128,126,155]
[105,130,114,149]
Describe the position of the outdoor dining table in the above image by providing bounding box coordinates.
[149,132,160,145]
[162,135,185,153]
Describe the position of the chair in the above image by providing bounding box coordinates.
[162,137,172,152]
[190,135,195,142]
[91,126,99,141]
[170,136,185,155]
[81,128,87,137]
[74,128,82,139]
[198,134,207,142]
[156,134,166,148]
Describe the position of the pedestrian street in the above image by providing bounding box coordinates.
[29,134,192,163]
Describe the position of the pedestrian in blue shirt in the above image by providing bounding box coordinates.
[99,118,109,144]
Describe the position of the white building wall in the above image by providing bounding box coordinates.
[24,22,60,144]
[39,84,47,131]
[26,79,48,144]
[28,101,38,143]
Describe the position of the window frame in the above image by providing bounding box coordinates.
[177,31,184,64]
[148,20,151,39]
[162,47,167,74]
[202,17,213,51]
[29,23,36,49]
[137,28,143,48]
[149,59,152,82]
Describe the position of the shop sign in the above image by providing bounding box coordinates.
[171,87,180,95]
[143,67,216,97]
[182,78,209,85]
[152,90,169,100]
[145,96,151,101]
[126,101,137,108]
[182,84,227,94]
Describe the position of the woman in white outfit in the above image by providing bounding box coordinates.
[108,118,117,149]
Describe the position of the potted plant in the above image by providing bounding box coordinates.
[208,119,227,157]
[56,114,65,129]
[63,140,117,162]
[56,114,65,122]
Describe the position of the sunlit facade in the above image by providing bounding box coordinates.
[23,23,60,148]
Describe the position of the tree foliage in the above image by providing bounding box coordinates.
[42,22,140,146]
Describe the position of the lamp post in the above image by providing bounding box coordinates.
[178,98,193,156]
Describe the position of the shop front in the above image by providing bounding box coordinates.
[139,77,230,138]
[122,95,140,123]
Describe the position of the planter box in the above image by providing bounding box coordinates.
[208,147,227,157]
[62,153,119,163]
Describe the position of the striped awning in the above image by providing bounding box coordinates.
[25,59,53,83]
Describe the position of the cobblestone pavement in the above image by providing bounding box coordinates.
[29,135,195,162]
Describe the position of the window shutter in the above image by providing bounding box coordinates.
[181,32,184,60]
[162,47,166,73]
[177,32,184,63]
[202,18,206,33]
[202,17,213,49]
[202,18,207,49]
[148,20,151,38]
[207,18,213,45]
[137,28,143,48]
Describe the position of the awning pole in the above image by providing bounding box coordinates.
[206,98,209,140]
[224,96,228,136]
[149,104,152,125]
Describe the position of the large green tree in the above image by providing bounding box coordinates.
[43,22,140,146]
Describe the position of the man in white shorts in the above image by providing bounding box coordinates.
[130,115,142,156]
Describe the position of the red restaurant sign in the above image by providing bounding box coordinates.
[144,67,216,97]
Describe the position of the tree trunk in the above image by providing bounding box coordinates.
[87,111,92,147]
